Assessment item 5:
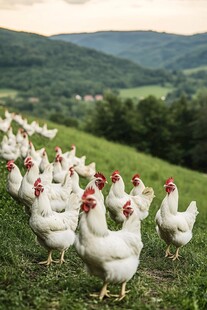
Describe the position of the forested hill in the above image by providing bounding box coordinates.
[50,30,207,69]
[0,28,172,97]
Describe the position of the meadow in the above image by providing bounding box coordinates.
[0,89,18,99]
[0,115,206,310]
[119,85,173,100]
[183,65,207,75]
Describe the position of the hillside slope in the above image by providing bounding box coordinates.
[0,28,172,97]
[51,30,207,69]
[0,110,206,309]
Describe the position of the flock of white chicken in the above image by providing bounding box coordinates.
[0,110,58,161]
[1,109,199,301]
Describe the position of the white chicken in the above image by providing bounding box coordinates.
[19,157,72,213]
[155,177,199,260]
[106,170,155,223]
[39,149,50,173]
[55,144,81,166]
[7,126,16,145]
[29,178,80,265]
[75,188,143,300]
[74,160,96,180]
[69,168,107,210]
[46,172,72,213]
[85,172,107,213]
[40,123,58,139]
[15,128,25,145]
[0,116,12,132]
[19,132,29,158]
[27,141,45,167]
[13,113,24,126]
[69,166,84,198]
[6,160,23,201]
[53,154,68,183]
[129,173,155,220]
[0,135,20,161]
[130,174,145,196]
[18,157,41,211]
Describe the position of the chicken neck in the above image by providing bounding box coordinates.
[112,177,126,198]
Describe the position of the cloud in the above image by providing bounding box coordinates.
[0,0,92,10]
[0,0,205,10]
[0,0,45,9]
[64,0,91,4]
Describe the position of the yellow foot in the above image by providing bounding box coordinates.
[169,254,182,261]
[38,258,59,266]
[165,247,173,257]
[90,290,110,300]
[111,290,130,301]
[38,259,56,266]
[51,258,66,264]
[59,258,66,264]
[169,248,182,261]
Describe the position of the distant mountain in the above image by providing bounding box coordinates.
[50,31,207,69]
[0,28,173,98]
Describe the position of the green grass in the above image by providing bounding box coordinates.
[183,65,207,75]
[0,110,207,309]
[119,85,173,100]
[0,88,18,98]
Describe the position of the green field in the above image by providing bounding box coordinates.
[119,85,173,100]
[0,88,18,98]
[0,109,206,309]
[183,65,207,75]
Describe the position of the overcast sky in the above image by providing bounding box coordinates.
[0,0,207,36]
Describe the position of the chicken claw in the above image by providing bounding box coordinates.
[113,282,130,301]
[58,250,66,264]
[165,245,173,257]
[90,282,110,300]
[38,250,57,266]
[170,248,182,261]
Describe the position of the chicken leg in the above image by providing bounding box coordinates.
[90,282,110,300]
[38,250,56,266]
[59,250,65,264]
[165,245,173,257]
[171,248,181,261]
[115,281,130,301]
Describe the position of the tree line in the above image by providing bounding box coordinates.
[83,91,207,173]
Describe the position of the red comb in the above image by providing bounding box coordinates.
[34,178,41,187]
[82,187,95,200]
[7,160,14,166]
[123,200,131,209]
[69,166,74,175]
[24,157,32,164]
[111,170,120,177]
[132,174,140,180]
[165,177,174,185]
[94,172,106,182]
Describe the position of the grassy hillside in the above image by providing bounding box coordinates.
[0,28,172,98]
[0,111,206,309]
[183,65,207,75]
[119,85,173,99]
[0,88,18,98]
[51,30,207,70]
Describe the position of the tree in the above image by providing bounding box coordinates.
[135,96,172,159]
